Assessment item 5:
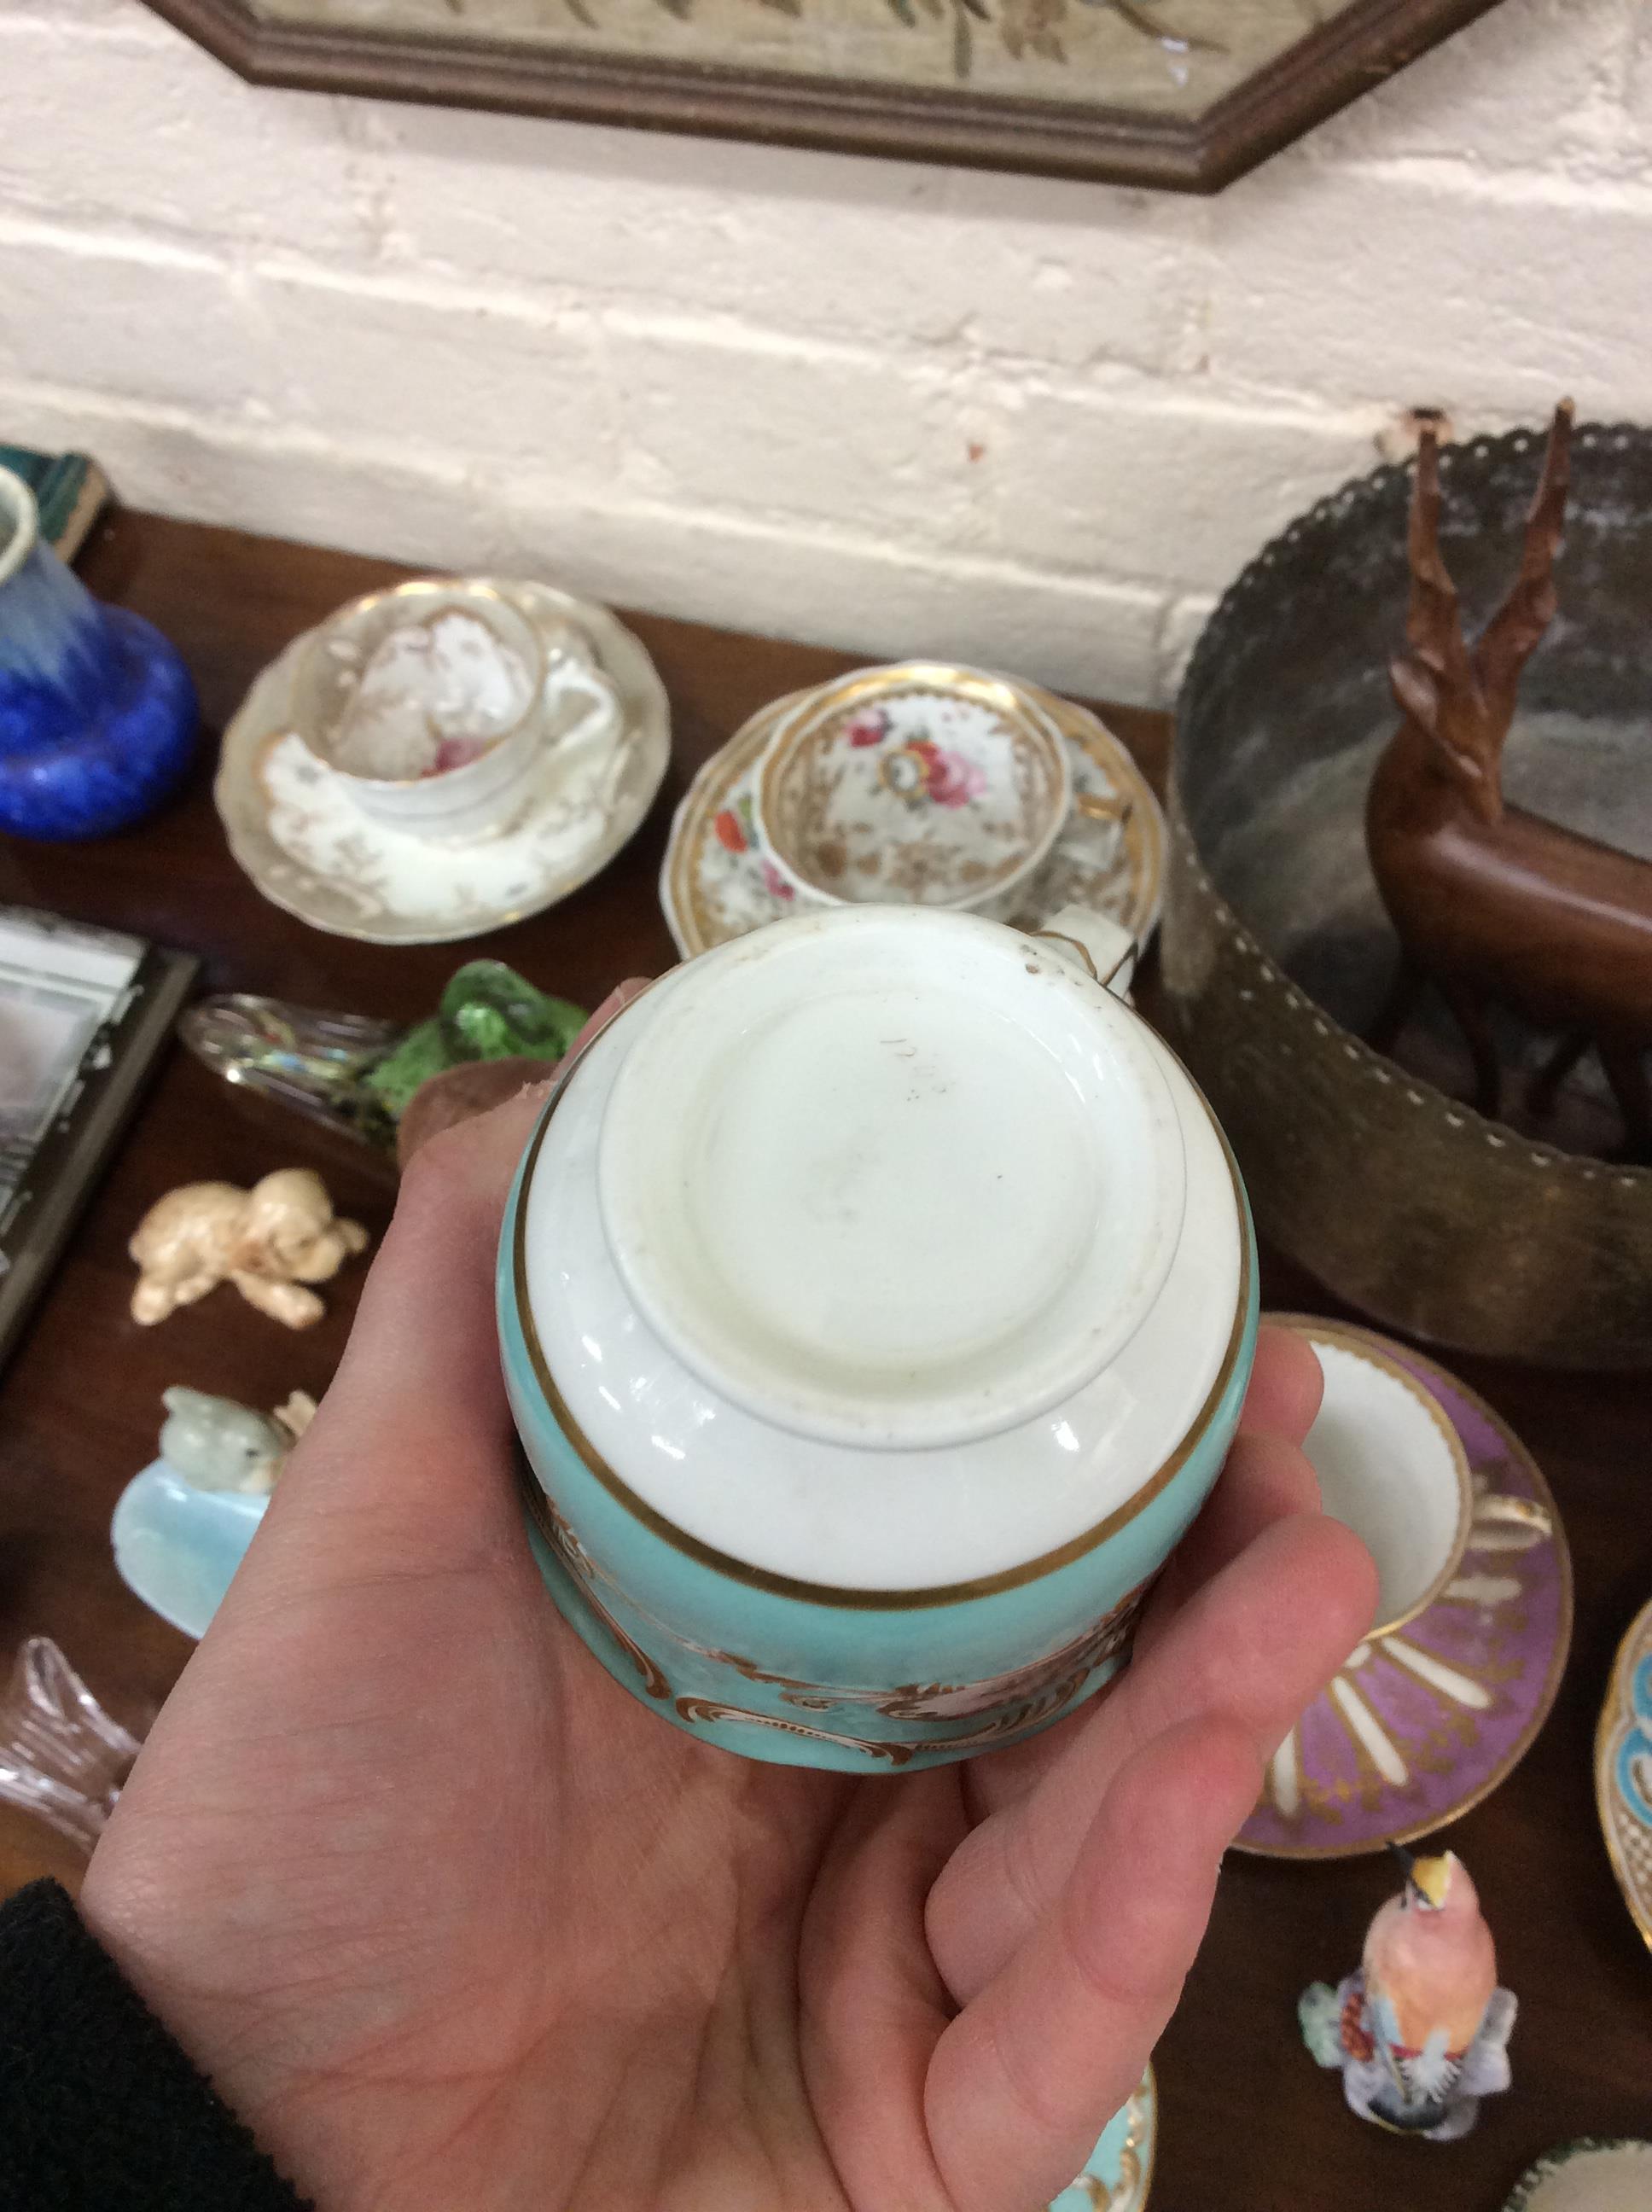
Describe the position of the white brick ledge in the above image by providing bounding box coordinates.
[0,0,1644,704]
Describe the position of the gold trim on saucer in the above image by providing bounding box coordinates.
[1234,1324,1574,1862]
[509,1054,1253,1611]
[660,679,1163,960]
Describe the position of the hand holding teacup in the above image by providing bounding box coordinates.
[503,893,1257,1771]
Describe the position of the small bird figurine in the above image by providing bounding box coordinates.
[1300,1846,1515,2139]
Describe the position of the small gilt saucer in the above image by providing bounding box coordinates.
[217,580,670,945]
[1596,1592,1652,1953]
[1238,1319,1573,1860]
[1504,2139,1652,2212]
[660,678,1164,959]
[1049,2065,1155,2212]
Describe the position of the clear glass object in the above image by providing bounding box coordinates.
[181,993,405,1150]
[179,963,586,1152]
[0,1637,143,1853]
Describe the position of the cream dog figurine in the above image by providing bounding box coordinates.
[130,1169,369,1329]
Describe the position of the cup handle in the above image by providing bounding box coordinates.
[544,650,622,746]
[1030,905,1137,999]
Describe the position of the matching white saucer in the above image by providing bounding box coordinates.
[216,581,670,945]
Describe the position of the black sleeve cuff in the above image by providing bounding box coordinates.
[0,1877,309,2211]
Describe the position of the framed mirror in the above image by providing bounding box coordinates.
[145,0,1502,189]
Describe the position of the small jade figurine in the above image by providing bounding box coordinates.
[158,1386,317,1493]
[1300,1848,1515,2139]
[130,1169,369,1329]
[179,960,586,1153]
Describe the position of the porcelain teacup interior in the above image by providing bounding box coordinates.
[1293,1323,1474,1637]
[752,662,1073,913]
[499,902,1258,1773]
[294,579,617,844]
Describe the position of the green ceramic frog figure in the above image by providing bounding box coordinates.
[364,963,586,1122]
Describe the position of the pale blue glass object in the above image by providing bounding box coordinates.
[0,465,196,839]
[111,1463,269,1640]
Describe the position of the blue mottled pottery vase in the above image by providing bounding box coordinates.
[499,904,1258,1775]
[0,465,196,840]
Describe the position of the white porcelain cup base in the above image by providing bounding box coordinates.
[597,907,1186,1451]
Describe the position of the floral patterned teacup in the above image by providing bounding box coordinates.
[751,662,1073,913]
[294,579,617,844]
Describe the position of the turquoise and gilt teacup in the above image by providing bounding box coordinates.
[499,902,1257,1773]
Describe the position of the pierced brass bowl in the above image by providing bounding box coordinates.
[1162,420,1652,1369]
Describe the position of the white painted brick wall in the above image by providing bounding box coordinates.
[1,0,1647,702]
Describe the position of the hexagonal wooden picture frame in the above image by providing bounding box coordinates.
[143,0,1504,189]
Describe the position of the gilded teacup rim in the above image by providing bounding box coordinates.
[751,661,1074,913]
[294,576,549,793]
[1270,1313,1475,1639]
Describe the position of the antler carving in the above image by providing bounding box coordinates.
[1389,402,1573,827]
[1367,403,1652,1158]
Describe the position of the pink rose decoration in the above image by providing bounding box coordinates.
[760,859,795,902]
[428,736,492,777]
[923,748,987,808]
[846,712,887,748]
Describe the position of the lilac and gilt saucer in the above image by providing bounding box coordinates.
[660,680,1164,959]
[1238,1321,1573,1860]
[1596,1592,1652,1953]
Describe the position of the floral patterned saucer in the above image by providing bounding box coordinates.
[216,580,670,946]
[1049,2065,1155,2212]
[660,679,1164,959]
[1237,1319,1573,1860]
[1596,1592,1652,1953]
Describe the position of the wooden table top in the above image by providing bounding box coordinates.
[1,509,1647,2208]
